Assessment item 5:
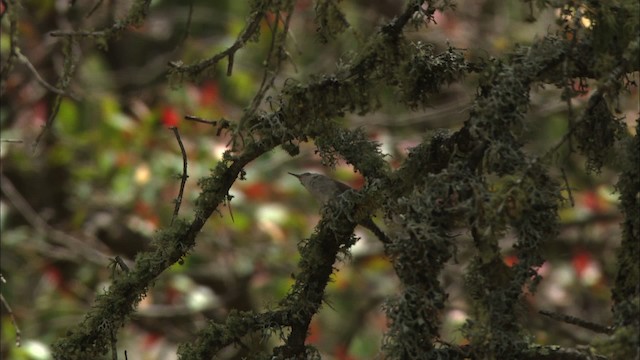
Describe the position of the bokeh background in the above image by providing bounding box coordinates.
[0,1,637,359]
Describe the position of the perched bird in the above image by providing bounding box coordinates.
[289,172,389,244]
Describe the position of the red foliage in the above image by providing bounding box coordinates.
[581,191,603,213]
[161,106,180,127]
[571,250,592,277]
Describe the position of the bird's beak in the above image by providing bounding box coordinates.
[288,172,300,178]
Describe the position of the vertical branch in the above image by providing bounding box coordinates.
[276,200,358,358]
[611,121,640,308]
[32,37,78,153]
[239,1,296,133]
[170,127,189,225]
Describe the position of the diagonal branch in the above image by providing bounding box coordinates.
[50,3,436,358]
[168,1,272,82]
[179,195,359,359]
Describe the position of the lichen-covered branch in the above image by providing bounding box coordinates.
[50,4,438,356]
[178,189,363,359]
[45,1,639,359]
[51,140,275,359]
[168,0,273,83]
[611,121,640,306]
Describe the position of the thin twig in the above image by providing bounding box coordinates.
[184,115,217,125]
[0,274,21,347]
[235,4,294,138]
[226,52,234,76]
[168,1,270,79]
[0,139,23,143]
[245,10,281,118]
[174,0,194,50]
[16,49,76,99]
[259,9,294,109]
[114,256,130,273]
[226,195,235,223]
[170,127,189,225]
[110,326,118,360]
[539,310,614,334]
[86,0,105,18]
[561,167,574,207]
[32,38,78,153]
[49,30,106,37]
[0,174,121,267]
[32,94,62,154]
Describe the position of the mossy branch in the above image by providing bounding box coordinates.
[50,3,431,358]
[178,190,364,359]
[43,1,639,359]
[168,0,273,83]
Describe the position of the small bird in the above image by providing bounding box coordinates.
[289,172,390,244]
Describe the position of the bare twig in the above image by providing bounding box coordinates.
[539,310,614,335]
[235,4,294,141]
[184,115,217,126]
[245,10,282,118]
[49,30,106,37]
[32,94,62,153]
[561,167,574,207]
[170,127,189,225]
[168,1,271,79]
[86,0,105,18]
[174,0,194,50]
[0,274,21,347]
[32,38,78,153]
[115,256,130,273]
[225,195,234,223]
[16,49,77,99]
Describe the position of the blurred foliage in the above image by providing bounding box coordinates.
[0,0,638,359]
